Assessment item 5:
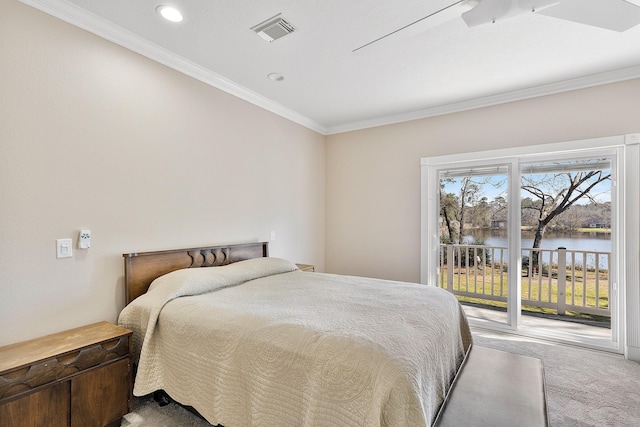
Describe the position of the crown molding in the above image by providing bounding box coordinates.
[19,0,640,137]
[326,64,640,135]
[19,0,329,135]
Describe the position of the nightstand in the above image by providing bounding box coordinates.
[0,321,132,427]
[296,263,315,272]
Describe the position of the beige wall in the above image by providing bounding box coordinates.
[2,0,639,349]
[0,0,325,346]
[325,79,640,282]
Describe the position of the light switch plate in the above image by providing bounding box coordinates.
[56,238,73,258]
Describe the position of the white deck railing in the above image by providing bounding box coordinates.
[438,244,611,318]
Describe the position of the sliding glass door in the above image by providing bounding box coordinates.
[519,157,614,342]
[422,141,623,352]
[435,164,515,327]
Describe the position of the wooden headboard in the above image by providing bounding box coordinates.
[123,242,269,304]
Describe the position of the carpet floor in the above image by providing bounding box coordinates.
[121,329,640,426]
[472,329,640,427]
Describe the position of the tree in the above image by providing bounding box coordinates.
[470,196,491,228]
[490,196,508,226]
[440,189,459,243]
[521,169,611,267]
[521,197,541,228]
[439,177,485,243]
[455,177,480,243]
[553,204,589,232]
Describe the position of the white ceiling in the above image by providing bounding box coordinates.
[21,0,640,134]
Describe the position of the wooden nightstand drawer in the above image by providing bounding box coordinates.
[0,382,70,427]
[0,334,130,401]
[71,358,130,427]
[0,322,132,427]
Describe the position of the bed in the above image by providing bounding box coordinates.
[118,242,472,427]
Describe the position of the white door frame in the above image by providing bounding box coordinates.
[421,134,640,360]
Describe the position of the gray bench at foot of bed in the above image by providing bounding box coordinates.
[434,345,549,427]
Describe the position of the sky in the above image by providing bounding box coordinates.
[441,169,612,205]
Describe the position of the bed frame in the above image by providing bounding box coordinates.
[122,241,547,426]
[122,242,269,304]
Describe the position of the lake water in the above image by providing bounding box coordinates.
[465,230,611,269]
[467,230,611,252]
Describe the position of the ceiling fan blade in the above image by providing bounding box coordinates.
[516,0,561,12]
[537,0,640,31]
[461,0,516,27]
[352,0,477,53]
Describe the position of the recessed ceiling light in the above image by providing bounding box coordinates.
[267,73,284,82]
[157,6,183,23]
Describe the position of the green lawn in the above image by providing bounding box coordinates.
[576,227,611,233]
[440,265,610,322]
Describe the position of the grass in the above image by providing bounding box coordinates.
[576,227,611,233]
[439,265,610,323]
[519,226,610,234]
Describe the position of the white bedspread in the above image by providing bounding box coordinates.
[119,257,472,427]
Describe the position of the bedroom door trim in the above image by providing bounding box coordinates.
[421,134,640,360]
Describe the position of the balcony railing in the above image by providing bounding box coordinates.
[438,244,611,318]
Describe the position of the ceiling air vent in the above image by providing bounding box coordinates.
[251,14,296,42]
